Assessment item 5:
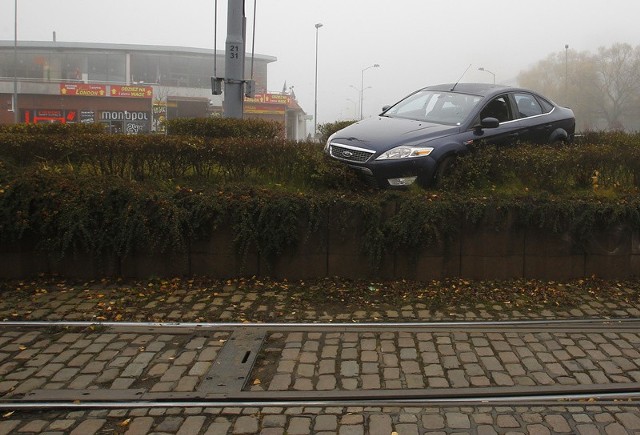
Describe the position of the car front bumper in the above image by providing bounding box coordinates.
[346,156,437,187]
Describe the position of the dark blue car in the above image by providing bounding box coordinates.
[325,83,575,188]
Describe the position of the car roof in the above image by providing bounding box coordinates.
[423,83,521,97]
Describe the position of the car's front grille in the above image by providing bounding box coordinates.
[329,144,375,163]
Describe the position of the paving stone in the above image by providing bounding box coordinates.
[616,412,640,430]
[544,414,572,433]
[204,420,231,435]
[287,416,311,434]
[176,415,206,435]
[477,426,499,435]
[422,414,445,430]
[69,419,106,435]
[233,416,259,434]
[445,412,470,429]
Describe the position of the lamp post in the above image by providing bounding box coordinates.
[346,98,357,119]
[478,67,495,84]
[564,44,569,102]
[349,84,369,119]
[360,63,379,119]
[313,23,323,140]
[12,0,18,123]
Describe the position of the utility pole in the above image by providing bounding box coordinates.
[12,0,18,123]
[223,0,246,118]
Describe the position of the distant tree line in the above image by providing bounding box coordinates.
[518,43,640,132]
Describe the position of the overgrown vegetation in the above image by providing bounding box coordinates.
[1,124,640,272]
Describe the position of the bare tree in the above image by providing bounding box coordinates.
[593,43,640,129]
[517,43,640,131]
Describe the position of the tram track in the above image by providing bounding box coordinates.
[0,319,639,411]
[3,317,640,332]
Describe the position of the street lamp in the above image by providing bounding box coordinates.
[313,23,323,140]
[346,98,357,119]
[478,67,495,84]
[12,0,18,123]
[564,44,569,102]
[349,84,369,119]
[360,63,379,119]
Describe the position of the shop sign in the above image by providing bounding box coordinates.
[244,103,286,115]
[152,101,167,133]
[60,84,107,97]
[110,85,153,98]
[125,122,147,135]
[100,111,150,121]
[245,93,291,105]
[80,110,95,123]
[24,109,77,124]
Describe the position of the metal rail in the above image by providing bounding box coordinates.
[2,388,640,410]
[1,319,639,411]
[2,318,640,332]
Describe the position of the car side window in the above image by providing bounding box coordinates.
[537,96,554,113]
[479,95,512,123]
[514,93,543,118]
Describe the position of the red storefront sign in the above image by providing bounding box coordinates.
[59,84,107,97]
[24,109,77,124]
[110,85,153,98]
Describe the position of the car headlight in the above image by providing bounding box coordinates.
[376,146,433,160]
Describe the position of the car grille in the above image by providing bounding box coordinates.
[329,144,375,163]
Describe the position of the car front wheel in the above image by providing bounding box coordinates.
[432,155,455,188]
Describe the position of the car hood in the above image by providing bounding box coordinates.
[329,116,459,152]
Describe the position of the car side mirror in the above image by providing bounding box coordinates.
[474,117,499,133]
[480,117,499,129]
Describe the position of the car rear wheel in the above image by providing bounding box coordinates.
[549,128,569,144]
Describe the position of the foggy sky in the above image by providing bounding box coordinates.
[2,0,640,124]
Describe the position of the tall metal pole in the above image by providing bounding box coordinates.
[564,44,569,103]
[223,0,246,119]
[313,23,322,140]
[360,64,379,120]
[12,0,18,123]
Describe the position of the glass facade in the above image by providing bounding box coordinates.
[0,45,269,92]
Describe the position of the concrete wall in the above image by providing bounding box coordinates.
[1,216,639,281]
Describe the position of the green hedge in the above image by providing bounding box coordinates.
[318,120,358,143]
[0,132,360,190]
[440,132,640,193]
[2,170,640,270]
[2,125,640,271]
[164,117,284,139]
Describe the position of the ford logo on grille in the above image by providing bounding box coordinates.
[342,150,354,157]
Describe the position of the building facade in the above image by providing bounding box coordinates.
[0,41,308,139]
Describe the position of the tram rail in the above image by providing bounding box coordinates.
[3,317,640,332]
[1,319,639,411]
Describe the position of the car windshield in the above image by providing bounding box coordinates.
[383,90,483,125]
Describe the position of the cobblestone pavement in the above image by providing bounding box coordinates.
[2,404,640,435]
[0,280,639,433]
